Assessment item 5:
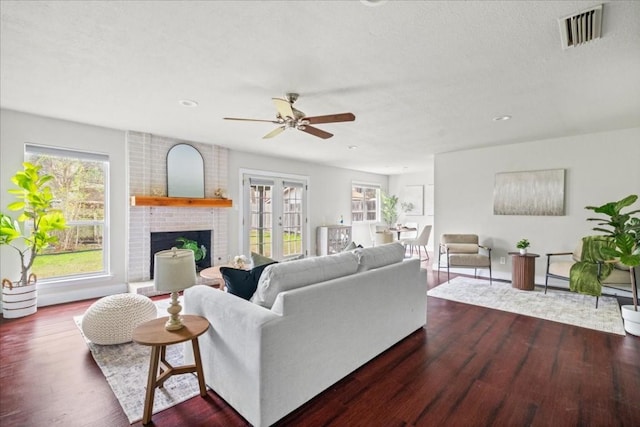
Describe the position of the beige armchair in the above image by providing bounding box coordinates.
[438,234,492,283]
[545,239,633,295]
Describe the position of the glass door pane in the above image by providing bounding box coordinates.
[249,183,273,257]
[245,175,307,260]
[282,183,303,258]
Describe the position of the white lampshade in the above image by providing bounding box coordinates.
[154,248,196,293]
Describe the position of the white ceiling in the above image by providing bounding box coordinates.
[1,1,639,175]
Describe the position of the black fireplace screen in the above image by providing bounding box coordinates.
[150,230,212,278]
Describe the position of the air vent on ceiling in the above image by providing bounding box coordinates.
[558,4,603,49]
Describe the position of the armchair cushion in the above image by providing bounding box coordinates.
[448,253,491,268]
[441,234,479,245]
[445,243,479,254]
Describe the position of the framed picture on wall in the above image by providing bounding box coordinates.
[402,185,424,216]
[493,169,565,216]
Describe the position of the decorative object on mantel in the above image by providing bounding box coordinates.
[516,238,530,255]
[130,195,232,208]
[153,248,197,331]
[213,188,226,199]
[585,194,640,335]
[1,162,67,318]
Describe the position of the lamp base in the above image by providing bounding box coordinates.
[164,291,185,331]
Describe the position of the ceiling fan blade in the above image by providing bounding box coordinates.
[263,126,286,139]
[300,125,333,139]
[223,117,280,123]
[304,112,355,125]
[272,98,295,119]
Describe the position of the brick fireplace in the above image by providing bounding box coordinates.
[127,131,230,291]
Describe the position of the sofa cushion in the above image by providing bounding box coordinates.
[251,251,359,308]
[354,242,405,272]
[221,262,277,300]
[251,252,275,267]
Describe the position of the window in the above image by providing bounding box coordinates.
[25,144,109,280]
[351,183,380,222]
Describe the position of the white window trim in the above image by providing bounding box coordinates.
[25,143,110,285]
[351,181,381,223]
[239,168,311,258]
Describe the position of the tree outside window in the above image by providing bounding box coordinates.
[26,146,108,280]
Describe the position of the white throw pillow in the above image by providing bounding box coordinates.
[251,251,359,308]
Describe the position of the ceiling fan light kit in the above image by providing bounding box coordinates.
[224,92,355,140]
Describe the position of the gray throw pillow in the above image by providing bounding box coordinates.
[251,252,276,267]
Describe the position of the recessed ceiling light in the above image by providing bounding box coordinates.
[348,145,358,150]
[493,115,512,121]
[178,99,199,108]
[360,0,388,6]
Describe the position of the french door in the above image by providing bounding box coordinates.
[242,173,308,260]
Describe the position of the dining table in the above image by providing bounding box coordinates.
[388,226,417,240]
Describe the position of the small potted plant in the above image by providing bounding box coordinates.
[1,162,67,318]
[516,239,530,255]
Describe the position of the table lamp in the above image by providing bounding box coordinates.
[154,247,197,331]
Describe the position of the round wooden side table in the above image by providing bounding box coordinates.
[508,252,540,291]
[132,315,210,425]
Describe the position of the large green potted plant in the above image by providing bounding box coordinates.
[381,192,399,227]
[585,194,640,335]
[1,162,67,318]
[378,192,399,244]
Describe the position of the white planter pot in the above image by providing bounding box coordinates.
[621,305,640,336]
[519,248,527,255]
[2,282,38,319]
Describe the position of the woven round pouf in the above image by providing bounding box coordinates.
[81,293,157,345]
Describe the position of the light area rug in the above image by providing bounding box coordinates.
[428,277,625,335]
[74,299,205,424]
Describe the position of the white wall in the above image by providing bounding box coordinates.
[0,109,128,305]
[228,150,389,255]
[389,160,435,251]
[435,127,640,284]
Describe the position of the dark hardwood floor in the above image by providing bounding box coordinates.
[1,256,639,427]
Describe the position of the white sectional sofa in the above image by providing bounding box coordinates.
[183,243,427,427]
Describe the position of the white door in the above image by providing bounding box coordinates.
[242,174,307,260]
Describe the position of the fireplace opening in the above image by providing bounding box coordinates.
[150,230,212,279]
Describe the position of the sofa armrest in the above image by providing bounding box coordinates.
[184,285,280,334]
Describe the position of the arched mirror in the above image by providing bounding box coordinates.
[167,144,205,198]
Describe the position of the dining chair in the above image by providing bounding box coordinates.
[403,225,432,260]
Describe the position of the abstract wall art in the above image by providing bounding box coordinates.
[493,169,565,216]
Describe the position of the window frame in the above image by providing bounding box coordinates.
[351,182,381,223]
[24,143,110,283]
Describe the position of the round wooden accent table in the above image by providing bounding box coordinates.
[132,315,210,425]
[508,252,540,291]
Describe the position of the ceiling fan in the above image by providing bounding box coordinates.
[223,93,355,139]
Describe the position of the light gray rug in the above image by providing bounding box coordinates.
[74,299,205,424]
[428,277,625,335]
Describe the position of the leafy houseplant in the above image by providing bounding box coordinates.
[381,192,399,227]
[1,162,67,288]
[586,195,639,336]
[516,238,530,254]
[175,237,207,262]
